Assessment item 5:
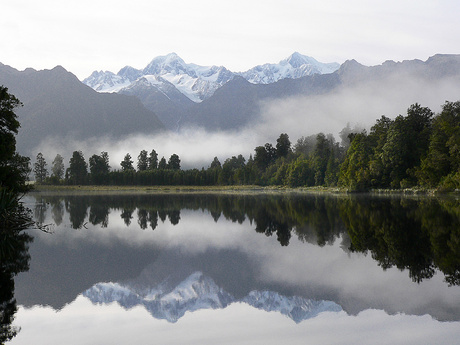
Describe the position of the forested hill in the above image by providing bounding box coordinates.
[0,63,165,156]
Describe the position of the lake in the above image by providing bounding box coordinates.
[5,191,460,344]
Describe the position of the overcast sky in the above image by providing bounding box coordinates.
[2,0,460,80]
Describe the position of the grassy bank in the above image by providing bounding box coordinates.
[30,184,458,197]
[30,184,349,195]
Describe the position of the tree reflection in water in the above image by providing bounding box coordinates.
[0,191,34,343]
[36,193,460,286]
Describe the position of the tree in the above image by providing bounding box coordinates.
[0,86,30,192]
[120,153,134,171]
[338,132,372,191]
[0,86,21,165]
[33,153,48,183]
[418,101,460,188]
[51,154,65,180]
[137,150,148,171]
[312,133,331,186]
[1,154,31,192]
[367,116,393,187]
[148,149,158,170]
[168,154,181,170]
[89,151,110,184]
[158,157,167,170]
[254,144,275,171]
[0,86,34,343]
[382,104,433,188]
[294,135,316,156]
[210,157,221,169]
[67,151,88,185]
[276,133,291,158]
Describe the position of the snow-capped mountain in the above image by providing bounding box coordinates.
[83,53,234,103]
[239,52,340,84]
[83,70,132,93]
[83,271,342,323]
[82,52,339,103]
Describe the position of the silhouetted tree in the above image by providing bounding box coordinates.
[168,154,181,170]
[137,150,148,171]
[67,151,88,185]
[0,86,30,192]
[121,153,134,171]
[148,149,158,170]
[158,157,167,170]
[89,152,110,184]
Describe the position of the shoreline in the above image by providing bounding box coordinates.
[28,184,458,197]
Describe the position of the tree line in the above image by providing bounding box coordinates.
[34,101,460,191]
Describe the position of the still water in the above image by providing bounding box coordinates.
[6,192,460,344]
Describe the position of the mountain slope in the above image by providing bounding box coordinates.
[83,271,342,323]
[0,63,165,156]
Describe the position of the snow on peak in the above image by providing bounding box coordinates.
[243,290,342,323]
[83,52,340,101]
[83,70,132,93]
[143,52,188,76]
[82,271,342,323]
[240,52,340,84]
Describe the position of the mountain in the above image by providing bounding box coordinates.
[83,52,338,102]
[83,52,235,103]
[83,271,342,323]
[240,52,340,84]
[81,52,340,130]
[180,54,460,131]
[0,63,165,156]
[82,54,460,133]
[118,75,194,130]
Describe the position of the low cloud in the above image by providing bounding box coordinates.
[35,128,259,170]
[33,74,460,170]
[255,74,460,143]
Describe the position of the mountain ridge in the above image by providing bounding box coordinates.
[82,52,340,103]
[0,63,165,156]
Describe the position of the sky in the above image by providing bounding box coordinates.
[2,0,460,80]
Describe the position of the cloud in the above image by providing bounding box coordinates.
[13,297,460,345]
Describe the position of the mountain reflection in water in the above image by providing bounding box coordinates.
[8,192,460,344]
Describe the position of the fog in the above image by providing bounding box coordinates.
[256,74,460,143]
[35,128,259,170]
[33,74,460,170]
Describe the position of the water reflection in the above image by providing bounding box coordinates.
[0,211,33,343]
[9,191,460,345]
[341,197,460,286]
[32,192,460,286]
